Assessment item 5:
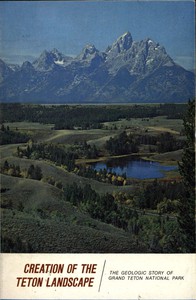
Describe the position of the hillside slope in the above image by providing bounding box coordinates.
[1,174,145,253]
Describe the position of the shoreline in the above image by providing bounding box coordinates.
[76,152,179,166]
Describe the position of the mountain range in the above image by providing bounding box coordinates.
[0,32,194,103]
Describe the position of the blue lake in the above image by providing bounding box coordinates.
[91,156,177,179]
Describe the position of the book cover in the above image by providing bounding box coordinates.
[0,0,195,299]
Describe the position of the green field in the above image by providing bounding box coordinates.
[103,116,183,133]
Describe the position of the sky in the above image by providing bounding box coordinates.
[0,1,195,70]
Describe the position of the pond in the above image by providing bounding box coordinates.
[91,156,177,179]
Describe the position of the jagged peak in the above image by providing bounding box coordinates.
[146,37,156,44]
[107,31,133,55]
[22,61,33,68]
[50,48,65,58]
[83,44,97,53]
[40,50,49,56]
[0,59,9,69]
[118,31,132,40]
[77,44,100,60]
[51,48,60,54]
[118,32,132,47]
[144,38,164,50]
[33,50,53,64]
[34,49,58,62]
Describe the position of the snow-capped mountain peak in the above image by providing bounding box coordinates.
[0,32,194,103]
[32,49,73,70]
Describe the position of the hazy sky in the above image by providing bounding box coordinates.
[0,1,195,70]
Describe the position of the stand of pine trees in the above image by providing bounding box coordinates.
[178,99,195,252]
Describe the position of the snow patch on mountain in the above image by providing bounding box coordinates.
[54,60,65,65]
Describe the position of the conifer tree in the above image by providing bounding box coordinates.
[178,99,195,252]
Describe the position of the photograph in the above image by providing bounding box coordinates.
[0,0,195,298]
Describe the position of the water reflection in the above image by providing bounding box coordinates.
[91,156,177,179]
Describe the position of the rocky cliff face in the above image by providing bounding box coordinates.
[0,32,194,103]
